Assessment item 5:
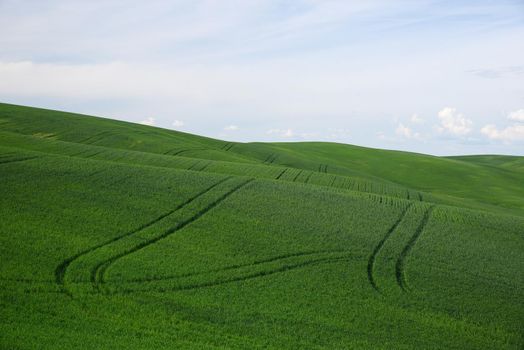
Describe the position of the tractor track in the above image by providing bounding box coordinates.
[54,177,232,295]
[304,172,313,183]
[224,143,235,151]
[0,156,39,166]
[292,170,303,182]
[263,154,278,164]
[187,160,202,171]
[198,161,212,172]
[123,249,348,283]
[78,131,114,145]
[367,203,413,293]
[93,178,254,293]
[395,205,435,292]
[117,255,353,294]
[275,168,287,180]
[83,150,106,159]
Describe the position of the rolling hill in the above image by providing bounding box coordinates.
[1,102,523,349]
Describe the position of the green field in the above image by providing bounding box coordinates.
[1,102,523,349]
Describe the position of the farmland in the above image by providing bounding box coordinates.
[1,102,523,349]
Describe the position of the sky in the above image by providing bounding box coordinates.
[0,0,523,156]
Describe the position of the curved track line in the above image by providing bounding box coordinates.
[118,255,352,294]
[85,168,107,179]
[0,152,17,158]
[367,204,413,293]
[81,131,117,145]
[0,156,39,166]
[395,205,435,291]
[54,177,231,295]
[83,150,105,159]
[68,149,91,157]
[93,179,254,292]
[123,249,347,283]
[77,131,112,144]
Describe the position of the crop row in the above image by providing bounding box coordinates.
[0,132,429,203]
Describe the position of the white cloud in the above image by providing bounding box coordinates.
[481,124,524,142]
[139,117,155,126]
[267,128,294,138]
[508,109,524,122]
[395,122,422,140]
[224,125,239,131]
[479,109,524,143]
[437,107,472,136]
[396,123,412,138]
[172,120,184,128]
[410,113,423,124]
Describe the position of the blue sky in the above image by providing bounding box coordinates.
[1,0,523,155]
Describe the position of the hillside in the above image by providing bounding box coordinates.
[1,102,523,349]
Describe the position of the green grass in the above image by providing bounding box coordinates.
[1,102,523,349]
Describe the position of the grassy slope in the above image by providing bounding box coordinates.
[1,102,523,349]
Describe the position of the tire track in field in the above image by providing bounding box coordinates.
[93,178,254,293]
[263,153,278,164]
[199,161,212,172]
[170,149,191,156]
[0,152,17,158]
[123,249,347,283]
[275,168,287,179]
[0,156,39,166]
[54,177,231,295]
[118,255,353,294]
[84,150,106,159]
[85,168,107,179]
[367,203,413,293]
[166,148,207,157]
[292,170,303,182]
[187,160,202,171]
[220,142,235,151]
[304,171,313,183]
[395,205,435,292]
[77,131,113,145]
[68,149,91,157]
[263,153,274,163]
